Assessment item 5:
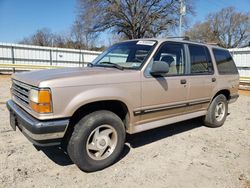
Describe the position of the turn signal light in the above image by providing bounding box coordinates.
[29,89,52,113]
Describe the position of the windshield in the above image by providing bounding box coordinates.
[92,40,157,70]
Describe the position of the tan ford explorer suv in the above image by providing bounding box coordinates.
[7,38,239,172]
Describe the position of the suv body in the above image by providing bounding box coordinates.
[7,38,239,171]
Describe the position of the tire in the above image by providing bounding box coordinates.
[67,110,125,172]
[203,94,228,128]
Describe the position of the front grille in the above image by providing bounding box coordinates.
[11,80,32,107]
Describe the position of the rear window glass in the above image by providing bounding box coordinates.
[212,48,238,74]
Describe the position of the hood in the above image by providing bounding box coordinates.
[12,67,140,88]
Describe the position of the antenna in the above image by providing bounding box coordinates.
[179,0,186,36]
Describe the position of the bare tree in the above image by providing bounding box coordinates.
[185,21,217,43]
[52,34,67,48]
[76,0,194,40]
[19,28,85,49]
[186,7,250,48]
[71,19,97,49]
[20,28,54,46]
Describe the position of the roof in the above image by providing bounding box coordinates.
[123,37,227,50]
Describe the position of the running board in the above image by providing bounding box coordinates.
[130,111,207,134]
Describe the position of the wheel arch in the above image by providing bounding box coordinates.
[63,100,130,144]
[212,89,230,101]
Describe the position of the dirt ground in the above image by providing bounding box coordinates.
[0,74,249,188]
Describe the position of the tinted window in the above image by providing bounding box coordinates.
[189,45,213,74]
[152,42,185,75]
[213,48,238,74]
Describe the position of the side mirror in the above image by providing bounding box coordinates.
[150,61,169,77]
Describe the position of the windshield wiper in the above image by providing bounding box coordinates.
[99,62,124,70]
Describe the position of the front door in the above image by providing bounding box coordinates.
[138,42,189,125]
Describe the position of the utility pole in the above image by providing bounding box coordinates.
[179,0,186,36]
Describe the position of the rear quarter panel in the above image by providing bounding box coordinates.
[211,74,239,98]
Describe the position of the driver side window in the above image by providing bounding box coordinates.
[153,42,185,75]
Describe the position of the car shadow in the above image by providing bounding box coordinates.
[34,145,74,166]
[34,142,131,167]
[34,117,203,167]
[126,117,203,148]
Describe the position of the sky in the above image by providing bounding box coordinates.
[0,0,76,43]
[193,0,250,23]
[0,0,249,45]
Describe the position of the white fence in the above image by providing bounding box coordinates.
[0,42,101,71]
[0,42,249,79]
[229,47,250,78]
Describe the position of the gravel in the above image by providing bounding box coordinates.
[0,75,249,188]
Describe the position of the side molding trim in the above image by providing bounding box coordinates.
[133,99,210,116]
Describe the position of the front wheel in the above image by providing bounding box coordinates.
[67,110,125,172]
[203,94,228,128]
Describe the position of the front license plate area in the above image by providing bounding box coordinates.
[10,113,17,131]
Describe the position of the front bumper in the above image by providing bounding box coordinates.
[6,100,69,146]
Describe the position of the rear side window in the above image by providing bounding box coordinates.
[212,48,238,74]
[189,44,213,74]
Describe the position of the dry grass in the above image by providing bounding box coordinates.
[239,89,250,96]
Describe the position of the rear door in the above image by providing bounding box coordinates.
[185,44,216,113]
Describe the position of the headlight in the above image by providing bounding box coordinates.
[29,88,52,113]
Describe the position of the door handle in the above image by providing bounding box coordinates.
[212,78,216,82]
[180,79,187,84]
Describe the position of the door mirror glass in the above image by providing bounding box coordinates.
[150,61,169,77]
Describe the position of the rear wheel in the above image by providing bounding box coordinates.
[204,94,228,127]
[67,110,125,172]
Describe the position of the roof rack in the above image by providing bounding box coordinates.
[167,36,190,41]
[207,42,219,46]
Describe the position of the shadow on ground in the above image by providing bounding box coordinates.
[34,145,74,166]
[35,143,131,168]
[34,117,203,167]
[127,117,203,148]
